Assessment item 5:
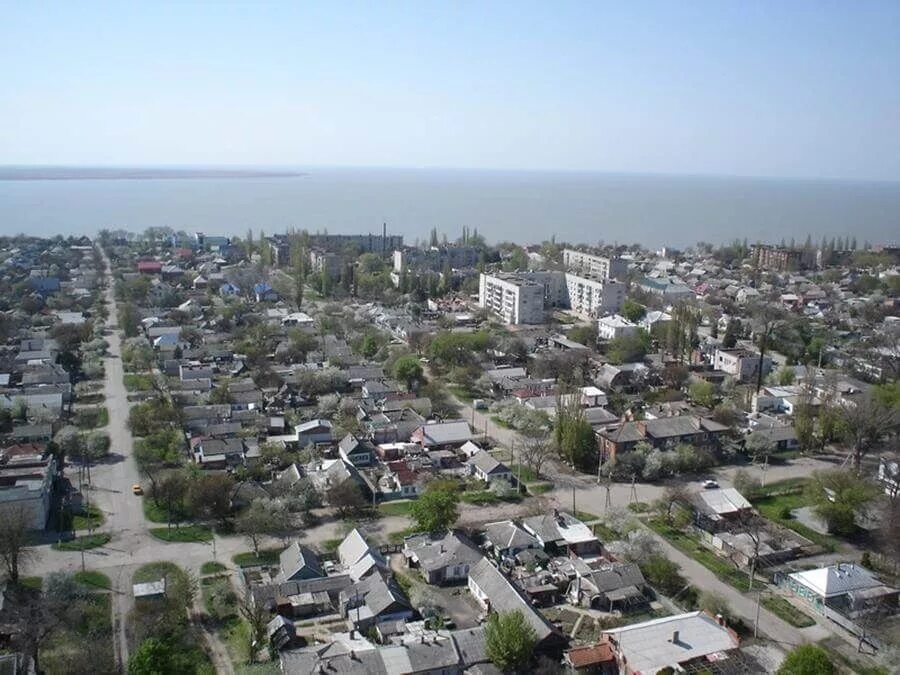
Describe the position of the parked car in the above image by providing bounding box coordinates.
[701,479,719,489]
[132,483,143,495]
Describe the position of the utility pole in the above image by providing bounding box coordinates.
[572,486,576,516]
[753,591,762,638]
[630,473,638,504]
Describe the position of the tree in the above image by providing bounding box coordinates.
[689,380,716,408]
[749,302,786,394]
[129,637,180,674]
[808,470,879,537]
[607,330,650,364]
[640,554,686,596]
[327,478,368,518]
[0,504,34,583]
[567,324,598,347]
[662,364,690,390]
[484,610,537,672]
[777,644,835,675]
[732,469,761,498]
[655,486,691,525]
[555,399,597,472]
[840,393,900,473]
[722,318,740,348]
[621,298,646,323]
[697,590,732,622]
[410,482,459,532]
[238,589,270,664]
[236,498,292,556]
[188,473,235,525]
[393,355,424,391]
[744,432,775,463]
[153,471,189,526]
[617,529,661,563]
[518,435,554,478]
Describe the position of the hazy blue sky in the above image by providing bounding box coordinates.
[2,1,899,180]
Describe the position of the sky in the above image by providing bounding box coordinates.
[2,1,900,181]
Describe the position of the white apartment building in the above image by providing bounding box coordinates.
[565,274,625,316]
[480,271,624,324]
[563,249,627,280]
[598,314,640,341]
[479,274,546,324]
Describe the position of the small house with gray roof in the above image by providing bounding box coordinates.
[403,530,484,585]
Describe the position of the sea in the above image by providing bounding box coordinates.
[0,166,898,249]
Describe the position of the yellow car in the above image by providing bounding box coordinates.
[132,484,143,495]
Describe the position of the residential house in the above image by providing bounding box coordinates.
[339,571,414,631]
[522,511,602,558]
[253,282,278,302]
[603,611,740,674]
[338,433,375,467]
[411,420,473,449]
[692,488,754,533]
[219,282,241,298]
[338,528,389,581]
[403,530,484,585]
[251,575,352,619]
[482,520,542,562]
[466,451,513,484]
[781,564,899,618]
[295,419,333,446]
[278,542,325,582]
[563,642,617,674]
[467,558,563,648]
[0,444,57,529]
[567,560,647,611]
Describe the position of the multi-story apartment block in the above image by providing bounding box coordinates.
[310,232,403,254]
[479,271,624,324]
[0,444,57,530]
[309,249,343,279]
[479,273,546,324]
[393,246,480,274]
[750,244,802,272]
[565,274,625,316]
[563,249,628,280]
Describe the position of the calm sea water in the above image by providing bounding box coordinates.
[1,167,898,248]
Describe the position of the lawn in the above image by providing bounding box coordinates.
[591,522,621,542]
[447,385,474,403]
[388,526,420,544]
[75,406,109,429]
[134,561,183,584]
[751,486,838,552]
[124,373,156,391]
[378,500,415,517]
[142,496,190,524]
[150,525,214,542]
[20,576,42,590]
[320,538,342,554]
[527,482,554,495]
[761,594,816,628]
[574,510,601,522]
[232,548,283,568]
[460,490,521,505]
[508,463,540,482]
[71,504,105,530]
[201,561,227,575]
[74,570,112,590]
[646,518,752,592]
[52,533,111,551]
[202,575,238,621]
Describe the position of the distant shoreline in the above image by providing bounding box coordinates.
[0,167,308,181]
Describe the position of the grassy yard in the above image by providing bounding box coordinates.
[124,373,156,391]
[75,406,109,429]
[751,483,838,552]
[20,576,42,590]
[761,594,816,628]
[74,570,112,590]
[40,592,114,674]
[52,533,111,551]
[142,496,191,524]
[134,561,183,584]
[71,503,105,530]
[508,463,540,482]
[201,561,227,575]
[646,518,752,592]
[447,385,474,403]
[388,526,420,544]
[574,510,601,522]
[527,482,554,495]
[378,500,415,517]
[320,538,342,554]
[460,490,521,505]
[232,548,283,568]
[150,525,214,543]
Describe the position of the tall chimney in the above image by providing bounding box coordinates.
[671,630,680,644]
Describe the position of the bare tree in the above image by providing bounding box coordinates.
[841,394,900,473]
[727,509,767,590]
[518,435,554,479]
[655,485,692,525]
[238,589,270,664]
[748,302,786,394]
[0,504,35,583]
